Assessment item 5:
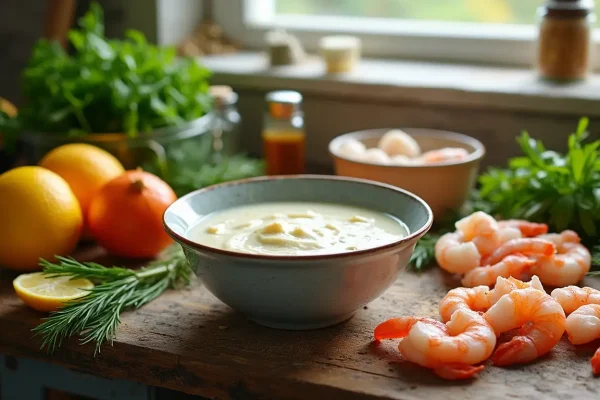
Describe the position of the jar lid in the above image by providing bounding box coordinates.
[542,0,594,17]
[265,90,302,105]
[265,91,302,119]
[210,85,238,107]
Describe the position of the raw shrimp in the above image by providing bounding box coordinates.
[497,220,549,237]
[377,129,421,158]
[487,275,544,306]
[460,255,535,288]
[564,304,600,374]
[435,231,481,274]
[419,147,469,164]
[374,309,496,380]
[482,238,555,266]
[530,232,591,287]
[551,286,600,315]
[484,288,565,366]
[439,286,491,322]
[455,211,502,258]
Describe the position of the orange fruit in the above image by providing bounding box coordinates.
[0,166,83,271]
[39,143,125,236]
[88,169,177,259]
[13,272,94,312]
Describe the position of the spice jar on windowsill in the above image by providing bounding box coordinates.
[536,0,596,81]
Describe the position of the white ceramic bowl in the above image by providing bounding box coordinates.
[163,175,432,330]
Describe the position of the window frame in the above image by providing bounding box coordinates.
[214,0,600,68]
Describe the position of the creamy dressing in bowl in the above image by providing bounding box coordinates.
[187,202,408,256]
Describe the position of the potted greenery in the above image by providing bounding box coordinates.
[0,2,255,190]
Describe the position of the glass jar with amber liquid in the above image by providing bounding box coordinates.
[536,0,596,81]
[262,91,305,175]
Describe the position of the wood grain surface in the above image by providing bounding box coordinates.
[1,251,600,400]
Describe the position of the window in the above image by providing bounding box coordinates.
[275,0,540,25]
[214,0,599,67]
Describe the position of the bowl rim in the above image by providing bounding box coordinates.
[163,174,433,261]
[329,127,486,168]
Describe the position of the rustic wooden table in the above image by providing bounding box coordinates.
[1,247,600,400]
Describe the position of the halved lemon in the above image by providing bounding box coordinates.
[13,272,94,312]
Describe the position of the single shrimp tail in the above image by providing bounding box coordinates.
[374,317,444,340]
[592,348,600,375]
[374,318,411,340]
[433,363,485,380]
[491,336,539,366]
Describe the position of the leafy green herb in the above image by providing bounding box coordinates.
[409,233,441,271]
[141,135,265,197]
[33,245,192,354]
[475,117,600,245]
[168,155,265,197]
[1,2,210,141]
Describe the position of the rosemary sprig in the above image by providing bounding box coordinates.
[32,245,192,354]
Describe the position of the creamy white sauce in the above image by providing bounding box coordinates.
[186,202,408,256]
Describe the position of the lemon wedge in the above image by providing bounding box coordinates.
[13,272,94,312]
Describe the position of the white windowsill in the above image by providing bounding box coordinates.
[202,52,600,117]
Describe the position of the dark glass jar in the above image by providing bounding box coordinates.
[536,0,596,81]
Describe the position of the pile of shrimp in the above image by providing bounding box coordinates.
[374,275,600,380]
[435,211,592,288]
[337,129,470,166]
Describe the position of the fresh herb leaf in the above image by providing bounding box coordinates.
[410,233,441,271]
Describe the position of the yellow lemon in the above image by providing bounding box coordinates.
[39,144,125,234]
[0,166,83,271]
[13,272,94,312]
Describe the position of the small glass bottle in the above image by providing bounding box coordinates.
[208,85,242,161]
[536,0,596,81]
[262,90,305,175]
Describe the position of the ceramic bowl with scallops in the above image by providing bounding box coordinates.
[329,128,485,219]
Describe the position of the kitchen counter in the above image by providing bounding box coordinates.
[1,246,599,400]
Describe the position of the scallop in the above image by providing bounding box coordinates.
[338,139,366,161]
[378,129,421,158]
[361,148,391,165]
